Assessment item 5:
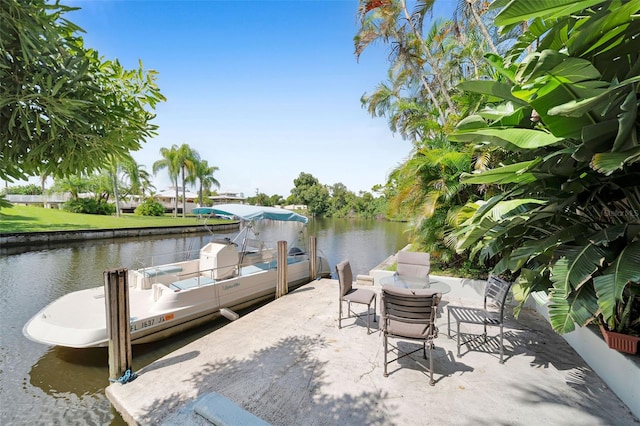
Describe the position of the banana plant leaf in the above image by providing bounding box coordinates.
[566,0,640,57]
[450,127,564,151]
[548,274,599,334]
[460,159,542,184]
[493,0,605,27]
[594,241,640,326]
[551,244,609,293]
[457,80,526,105]
[513,54,606,138]
[591,147,640,175]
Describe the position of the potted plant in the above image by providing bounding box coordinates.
[597,286,640,355]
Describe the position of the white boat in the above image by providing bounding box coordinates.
[23,204,331,348]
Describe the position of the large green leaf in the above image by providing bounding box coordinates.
[484,53,517,82]
[551,244,608,293]
[508,224,590,272]
[460,159,542,184]
[591,147,640,175]
[450,127,564,150]
[457,80,526,105]
[488,199,547,221]
[594,241,640,325]
[513,53,609,138]
[567,0,640,57]
[493,0,606,27]
[548,275,599,334]
[548,76,640,118]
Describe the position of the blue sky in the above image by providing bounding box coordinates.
[55,1,451,198]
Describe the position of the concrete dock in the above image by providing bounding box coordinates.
[107,278,639,425]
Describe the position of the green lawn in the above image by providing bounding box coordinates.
[0,205,229,233]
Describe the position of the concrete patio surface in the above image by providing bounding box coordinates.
[107,278,639,425]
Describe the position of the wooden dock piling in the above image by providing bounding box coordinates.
[309,236,317,280]
[276,240,288,298]
[104,268,132,382]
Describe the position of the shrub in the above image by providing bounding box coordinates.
[134,199,165,216]
[2,184,43,195]
[63,198,115,215]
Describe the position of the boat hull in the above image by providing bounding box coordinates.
[23,255,327,348]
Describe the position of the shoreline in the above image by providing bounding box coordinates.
[0,222,240,251]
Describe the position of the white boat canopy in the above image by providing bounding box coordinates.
[193,204,309,224]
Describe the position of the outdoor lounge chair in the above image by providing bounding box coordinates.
[396,251,430,281]
[336,260,377,334]
[446,274,514,363]
[381,285,441,385]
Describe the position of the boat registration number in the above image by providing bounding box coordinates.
[130,313,175,332]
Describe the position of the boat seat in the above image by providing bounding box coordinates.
[170,276,215,290]
[142,265,183,278]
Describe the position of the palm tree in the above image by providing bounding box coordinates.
[105,152,148,217]
[191,159,220,207]
[175,144,199,217]
[453,0,499,56]
[153,145,181,217]
[355,1,450,124]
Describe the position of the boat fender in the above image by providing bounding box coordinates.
[220,308,239,321]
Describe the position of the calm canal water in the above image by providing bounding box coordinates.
[0,218,408,425]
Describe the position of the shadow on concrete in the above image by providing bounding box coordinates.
[135,335,393,425]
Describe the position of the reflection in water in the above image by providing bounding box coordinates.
[2,218,407,425]
[30,347,109,396]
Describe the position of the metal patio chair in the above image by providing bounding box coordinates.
[381,285,441,385]
[447,274,514,363]
[336,260,377,334]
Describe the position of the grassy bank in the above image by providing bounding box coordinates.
[0,205,228,233]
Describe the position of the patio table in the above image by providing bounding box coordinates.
[379,274,451,294]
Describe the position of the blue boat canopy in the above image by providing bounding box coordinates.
[193,204,309,224]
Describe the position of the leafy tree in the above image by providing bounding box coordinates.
[2,184,43,195]
[290,172,331,217]
[450,0,640,335]
[0,0,165,182]
[51,172,115,215]
[247,193,274,206]
[306,185,331,217]
[50,175,89,201]
[330,183,357,217]
[270,194,285,206]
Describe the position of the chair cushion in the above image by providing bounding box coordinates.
[343,288,375,305]
[386,320,435,339]
[396,251,430,277]
[336,260,353,296]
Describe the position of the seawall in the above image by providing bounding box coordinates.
[0,222,240,253]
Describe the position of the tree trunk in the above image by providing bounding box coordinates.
[467,0,499,56]
[181,166,186,218]
[400,0,456,114]
[112,171,121,217]
[173,181,178,217]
